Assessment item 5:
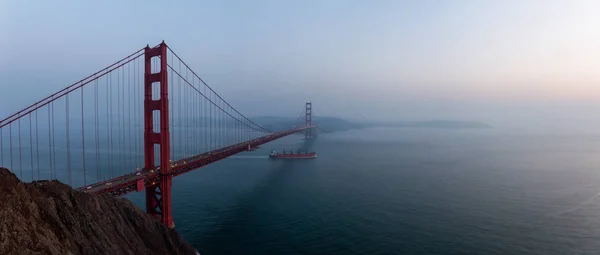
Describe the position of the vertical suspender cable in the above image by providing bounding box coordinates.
[52,101,56,179]
[133,57,137,170]
[9,124,13,170]
[0,126,3,167]
[170,54,174,160]
[108,72,112,179]
[220,101,222,147]
[135,57,139,170]
[95,79,99,181]
[185,68,189,157]
[48,104,52,179]
[211,91,213,150]
[193,77,196,154]
[178,60,182,159]
[81,88,86,186]
[204,85,207,152]
[193,76,196,154]
[18,119,22,179]
[66,94,71,185]
[219,100,221,148]
[36,110,40,179]
[121,65,125,174]
[29,114,33,181]
[128,61,132,172]
[117,68,121,175]
[197,80,200,154]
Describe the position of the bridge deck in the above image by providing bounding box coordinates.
[76,126,313,196]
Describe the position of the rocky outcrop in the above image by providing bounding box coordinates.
[0,167,197,255]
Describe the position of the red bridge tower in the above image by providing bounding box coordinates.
[144,42,174,228]
[305,102,312,139]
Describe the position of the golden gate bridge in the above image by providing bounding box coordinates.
[0,42,316,228]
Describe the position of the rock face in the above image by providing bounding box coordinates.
[0,168,197,255]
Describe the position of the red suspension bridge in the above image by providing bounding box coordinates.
[0,42,316,228]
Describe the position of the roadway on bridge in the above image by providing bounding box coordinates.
[79,128,312,195]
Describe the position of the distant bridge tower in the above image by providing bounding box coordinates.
[305,102,312,139]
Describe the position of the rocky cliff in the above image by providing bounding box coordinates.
[0,167,198,255]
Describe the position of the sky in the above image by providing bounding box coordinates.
[2,0,600,128]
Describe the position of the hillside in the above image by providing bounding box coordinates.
[364,120,492,129]
[252,116,361,133]
[0,168,198,255]
[252,116,491,133]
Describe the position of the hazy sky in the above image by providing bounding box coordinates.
[2,0,600,127]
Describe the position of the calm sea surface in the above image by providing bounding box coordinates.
[121,127,600,254]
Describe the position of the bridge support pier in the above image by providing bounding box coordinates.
[144,42,174,228]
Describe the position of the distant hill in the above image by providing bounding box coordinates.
[363,120,492,129]
[252,116,491,133]
[252,116,361,133]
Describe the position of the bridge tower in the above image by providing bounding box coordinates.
[144,42,174,228]
[305,102,312,139]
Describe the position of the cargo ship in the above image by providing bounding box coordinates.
[269,149,317,159]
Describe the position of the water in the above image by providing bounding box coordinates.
[66,127,600,253]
